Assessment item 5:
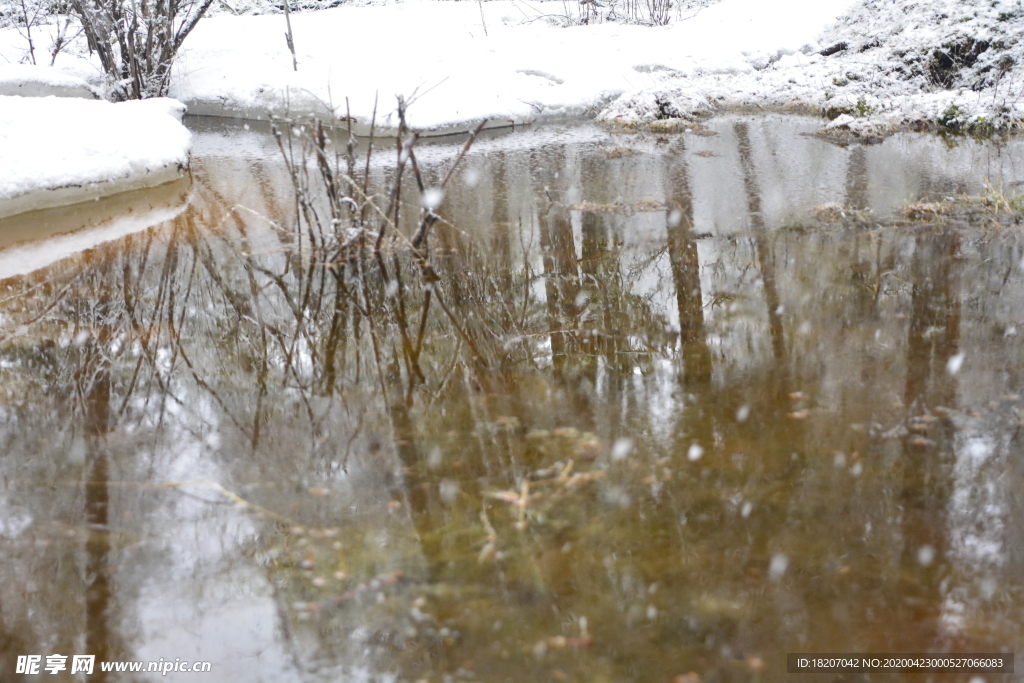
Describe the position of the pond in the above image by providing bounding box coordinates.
[1,114,1023,682]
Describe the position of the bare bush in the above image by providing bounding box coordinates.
[71,0,215,99]
[0,0,81,65]
[549,0,719,28]
[266,99,491,395]
[270,97,485,259]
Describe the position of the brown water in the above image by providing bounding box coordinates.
[1,115,1023,682]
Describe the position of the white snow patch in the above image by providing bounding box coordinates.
[1,0,1021,144]
[0,96,191,219]
[601,0,1024,134]
[0,63,98,98]
[157,0,858,132]
[821,112,901,140]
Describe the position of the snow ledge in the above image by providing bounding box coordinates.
[0,96,192,220]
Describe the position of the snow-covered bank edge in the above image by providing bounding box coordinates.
[0,97,192,220]
[181,94,561,138]
[0,64,99,99]
[4,0,1024,147]
[155,0,859,136]
[0,162,188,220]
[598,64,1024,144]
[169,0,1024,144]
[187,82,1024,147]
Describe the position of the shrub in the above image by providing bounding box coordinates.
[72,0,215,99]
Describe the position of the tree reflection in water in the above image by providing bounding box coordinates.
[0,116,1022,682]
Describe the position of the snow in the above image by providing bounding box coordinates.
[0,63,98,98]
[0,0,1022,141]
[165,0,858,133]
[603,0,1024,136]
[0,96,192,219]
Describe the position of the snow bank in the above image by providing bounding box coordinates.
[167,0,858,133]
[602,0,1024,136]
[3,0,1022,138]
[0,96,192,219]
[0,63,98,98]
[812,0,1024,134]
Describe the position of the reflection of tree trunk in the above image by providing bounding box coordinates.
[82,293,119,680]
[896,229,961,643]
[578,147,625,385]
[579,211,609,380]
[381,345,445,578]
[844,146,869,212]
[85,449,114,681]
[321,271,349,395]
[845,146,879,317]
[491,153,513,303]
[904,231,961,408]
[384,377,487,582]
[539,206,579,377]
[661,139,716,489]
[665,140,712,386]
[389,404,444,577]
[734,123,787,379]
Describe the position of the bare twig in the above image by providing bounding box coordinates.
[360,93,378,225]
[18,0,37,65]
[478,0,488,36]
[440,119,489,190]
[282,0,298,71]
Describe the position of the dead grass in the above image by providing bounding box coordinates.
[601,146,641,159]
[898,182,1024,222]
[570,199,665,215]
[812,203,874,223]
[971,180,1024,216]
[900,202,957,220]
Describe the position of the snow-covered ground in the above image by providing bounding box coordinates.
[1,0,1023,137]
[162,0,852,132]
[0,96,192,219]
[606,0,1024,139]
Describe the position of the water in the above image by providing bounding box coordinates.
[1,115,1023,682]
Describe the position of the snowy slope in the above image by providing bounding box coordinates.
[604,0,1024,136]
[0,96,192,219]
[2,0,1022,137]
[167,0,858,132]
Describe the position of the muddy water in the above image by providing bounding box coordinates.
[1,115,1023,682]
